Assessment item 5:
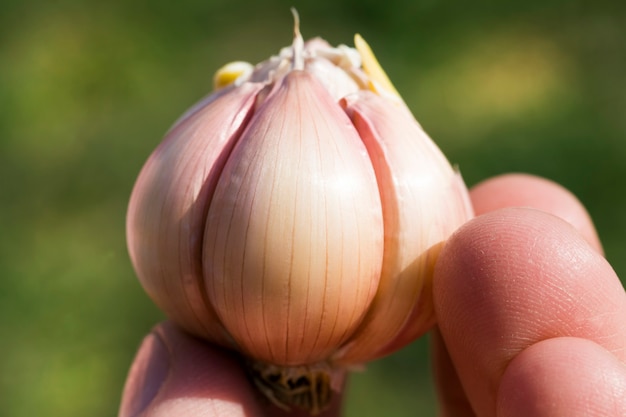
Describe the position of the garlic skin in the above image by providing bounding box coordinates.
[126,21,473,413]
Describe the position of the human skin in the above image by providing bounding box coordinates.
[119,173,626,417]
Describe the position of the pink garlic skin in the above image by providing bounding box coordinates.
[126,37,473,368]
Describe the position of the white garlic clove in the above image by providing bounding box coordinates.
[376,170,473,356]
[334,90,474,364]
[126,82,265,346]
[203,71,384,366]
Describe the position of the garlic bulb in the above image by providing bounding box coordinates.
[126,13,473,414]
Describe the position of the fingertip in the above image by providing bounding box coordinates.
[433,208,626,416]
[119,330,170,417]
[470,173,602,254]
[119,322,265,417]
[498,337,626,417]
[119,323,346,417]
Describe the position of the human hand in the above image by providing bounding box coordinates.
[432,173,626,416]
[118,173,626,417]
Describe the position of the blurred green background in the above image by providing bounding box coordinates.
[1,0,625,416]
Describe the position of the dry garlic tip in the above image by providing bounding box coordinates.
[126,12,473,415]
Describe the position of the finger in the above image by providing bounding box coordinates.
[119,321,265,417]
[469,173,602,253]
[119,322,344,417]
[433,208,626,417]
[497,337,626,417]
[432,173,604,416]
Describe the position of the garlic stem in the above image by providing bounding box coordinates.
[291,8,304,71]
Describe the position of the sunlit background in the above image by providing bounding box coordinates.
[1,1,625,416]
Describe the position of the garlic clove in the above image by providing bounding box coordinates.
[376,171,473,356]
[371,240,442,358]
[203,70,384,366]
[126,81,264,346]
[335,91,473,364]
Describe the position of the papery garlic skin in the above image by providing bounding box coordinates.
[126,21,473,414]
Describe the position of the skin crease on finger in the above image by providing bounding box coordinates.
[433,179,626,417]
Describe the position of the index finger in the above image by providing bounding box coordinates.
[433,180,626,417]
[432,173,608,417]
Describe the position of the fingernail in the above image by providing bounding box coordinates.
[119,332,170,417]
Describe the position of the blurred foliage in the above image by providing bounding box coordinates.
[1,0,625,416]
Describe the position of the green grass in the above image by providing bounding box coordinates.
[1,1,625,416]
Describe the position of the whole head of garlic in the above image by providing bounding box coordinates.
[126,13,473,414]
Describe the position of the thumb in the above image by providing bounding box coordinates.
[119,321,265,417]
[119,322,345,417]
